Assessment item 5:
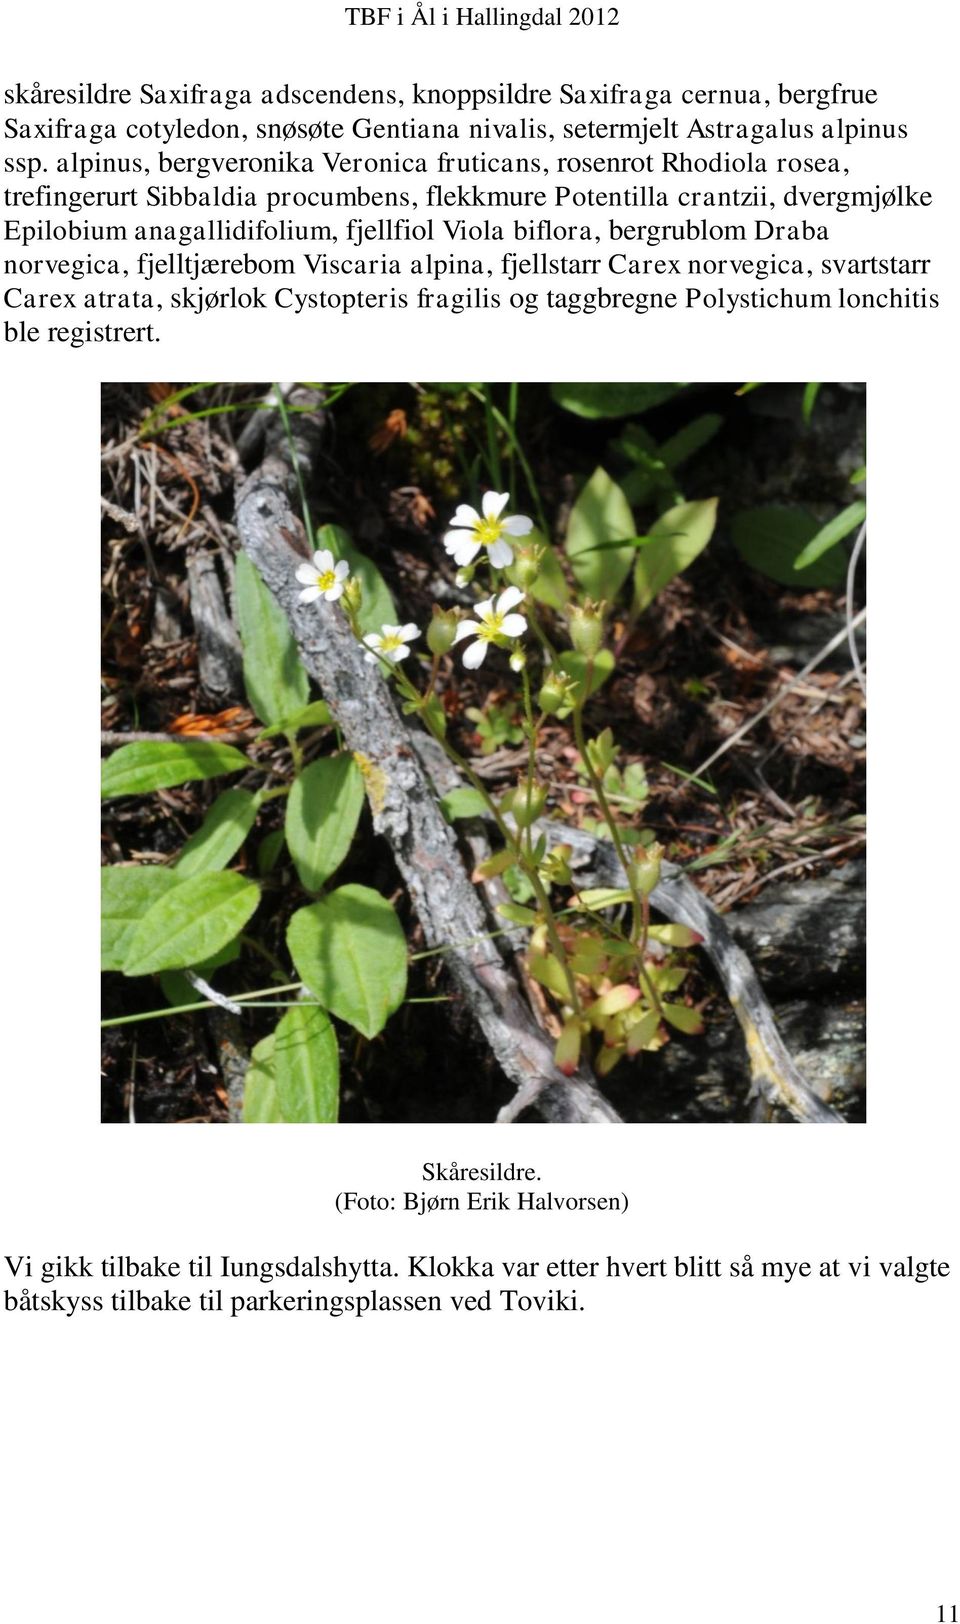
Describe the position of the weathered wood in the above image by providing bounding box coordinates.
[234,434,621,1124]
[186,552,244,702]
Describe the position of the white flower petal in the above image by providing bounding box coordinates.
[462,639,488,669]
[499,614,528,640]
[363,649,379,665]
[487,538,515,569]
[453,619,480,645]
[362,633,383,650]
[474,596,496,622]
[482,490,509,519]
[502,515,533,536]
[323,582,344,602]
[313,549,335,573]
[399,623,420,642]
[496,585,525,615]
[333,559,350,580]
[298,585,322,604]
[451,504,481,528]
[389,645,411,662]
[295,562,317,584]
[444,533,481,566]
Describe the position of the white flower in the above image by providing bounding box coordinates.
[362,622,420,666]
[295,548,350,604]
[452,587,527,670]
[443,491,533,570]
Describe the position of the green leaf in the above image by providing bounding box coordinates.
[158,938,243,1007]
[317,524,397,637]
[287,884,407,1039]
[272,1003,340,1123]
[732,507,848,587]
[175,788,260,877]
[801,381,821,423]
[575,887,633,911]
[242,1032,285,1123]
[257,700,332,740]
[792,500,866,571]
[234,551,309,726]
[634,498,718,613]
[551,383,685,420]
[505,532,569,611]
[496,902,540,926]
[658,414,724,470]
[101,866,179,971]
[101,740,250,800]
[556,649,616,706]
[527,952,571,1000]
[440,787,489,822]
[122,872,261,977]
[662,1003,704,1035]
[565,467,637,599]
[257,828,286,875]
[285,754,365,893]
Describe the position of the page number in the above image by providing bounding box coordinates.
[937,1608,957,1622]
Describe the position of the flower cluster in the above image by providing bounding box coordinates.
[443,491,532,570]
[452,587,528,670]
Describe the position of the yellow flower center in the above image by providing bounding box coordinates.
[379,632,405,652]
[478,610,507,642]
[316,569,337,591]
[474,515,505,546]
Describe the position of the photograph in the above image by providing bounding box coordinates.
[101,380,866,1124]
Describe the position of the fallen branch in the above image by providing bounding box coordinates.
[234,410,620,1124]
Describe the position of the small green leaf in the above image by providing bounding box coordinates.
[732,507,848,588]
[257,700,332,740]
[527,952,571,1000]
[565,467,637,599]
[101,740,250,800]
[272,1003,340,1123]
[440,787,489,822]
[658,414,724,471]
[234,551,309,727]
[575,887,633,911]
[474,848,516,880]
[792,500,866,571]
[123,872,260,977]
[317,524,397,637]
[647,924,703,948]
[496,902,540,926]
[287,884,407,1040]
[634,498,717,613]
[285,754,365,893]
[801,381,821,423]
[175,788,260,877]
[242,1032,285,1123]
[551,383,684,420]
[662,1002,704,1035]
[101,866,179,971]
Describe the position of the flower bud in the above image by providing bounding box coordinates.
[508,647,527,673]
[454,565,475,588]
[540,843,573,888]
[538,669,570,715]
[629,841,664,897]
[510,778,547,828]
[426,605,459,656]
[341,577,363,616]
[567,599,605,659]
[512,543,544,590]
